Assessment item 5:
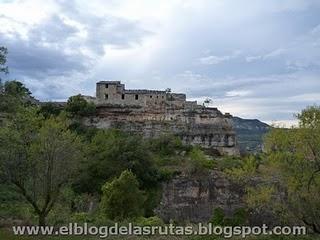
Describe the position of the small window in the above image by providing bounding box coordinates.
[162,96,164,99]
[150,95,152,98]
[156,96,159,98]
[135,94,139,100]
[122,94,125,99]
[105,84,108,88]
[105,94,108,99]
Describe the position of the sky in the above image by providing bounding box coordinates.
[0,0,320,126]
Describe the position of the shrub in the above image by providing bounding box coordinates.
[186,147,215,174]
[100,170,145,221]
[135,216,164,226]
[225,155,258,182]
[215,156,242,171]
[66,94,96,117]
[70,212,93,224]
[210,207,248,226]
[148,134,184,156]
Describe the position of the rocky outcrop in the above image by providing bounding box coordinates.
[85,104,240,156]
[82,81,240,156]
[156,171,278,225]
[156,171,244,223]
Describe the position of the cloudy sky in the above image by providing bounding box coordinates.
[1,0,320,125]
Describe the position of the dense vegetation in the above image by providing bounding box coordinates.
[0,77,209,227]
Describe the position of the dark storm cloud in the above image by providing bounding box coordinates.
[0,2,152,100]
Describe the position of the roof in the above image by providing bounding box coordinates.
[97,81,121,84]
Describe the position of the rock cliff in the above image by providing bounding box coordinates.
[85,104,240,156]
[156,171,278,225]
[83,81,240,156]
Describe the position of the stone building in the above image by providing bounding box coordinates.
[94,81,195,110]
[84,81,239,156]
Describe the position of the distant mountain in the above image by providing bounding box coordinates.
[232,117,271,153]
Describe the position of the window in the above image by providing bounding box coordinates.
[150,95,152,98]
[156,96,159,98]
[105,84,108,88]
[122,94,125,99]
[135,94,139,100]
[105,94,108,99]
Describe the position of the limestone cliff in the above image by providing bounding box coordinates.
[84,81,240,156]
[156,171,278,225]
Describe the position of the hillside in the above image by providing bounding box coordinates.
[232,117,271,153]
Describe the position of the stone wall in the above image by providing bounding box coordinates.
[95,81,180,109]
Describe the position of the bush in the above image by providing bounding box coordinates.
[38,102,63,118]
[134,216,164,226]
[215,156,243,171]
[148,134,184,156]
[74,129,160,194]
[225,155,259,182]
[70,212,93,224]
[66,94,96,117]
[100,170,145,221]
[186,147,215,174]
[210,207,248,226]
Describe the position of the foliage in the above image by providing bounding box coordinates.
[0,80,33,113]
[100,170,145,221]
[215,156,243,171]
[134,216,164,226]
[148,134,184,156]
[70,212,94,224]
[0,184,35,223]
[186,147,215,174]
[247,106,320,233]
[38,102,63,118]
[0,108,84,225]
[0,46,9,76]
[74,129,159,194]
[66,94,96,117]
[210,208,225,226]
[143,187,163,217]
[210,207,247,226]
[225,155,259,182]
[246,186,275,211]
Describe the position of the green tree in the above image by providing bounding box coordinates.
[225,155,259,182]
[38,102,63,119]
[0,108,83,225]
[66,94,96,117]
[186,147,215,174]
[247,106,320,233]
[0,46,9,77]
[74,129,159,193]
[100,170,145,220]
[0,81,33,114]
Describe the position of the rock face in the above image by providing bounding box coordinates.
[156,171,245,223]
[84,81,240,156]
[156,171,278,225]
